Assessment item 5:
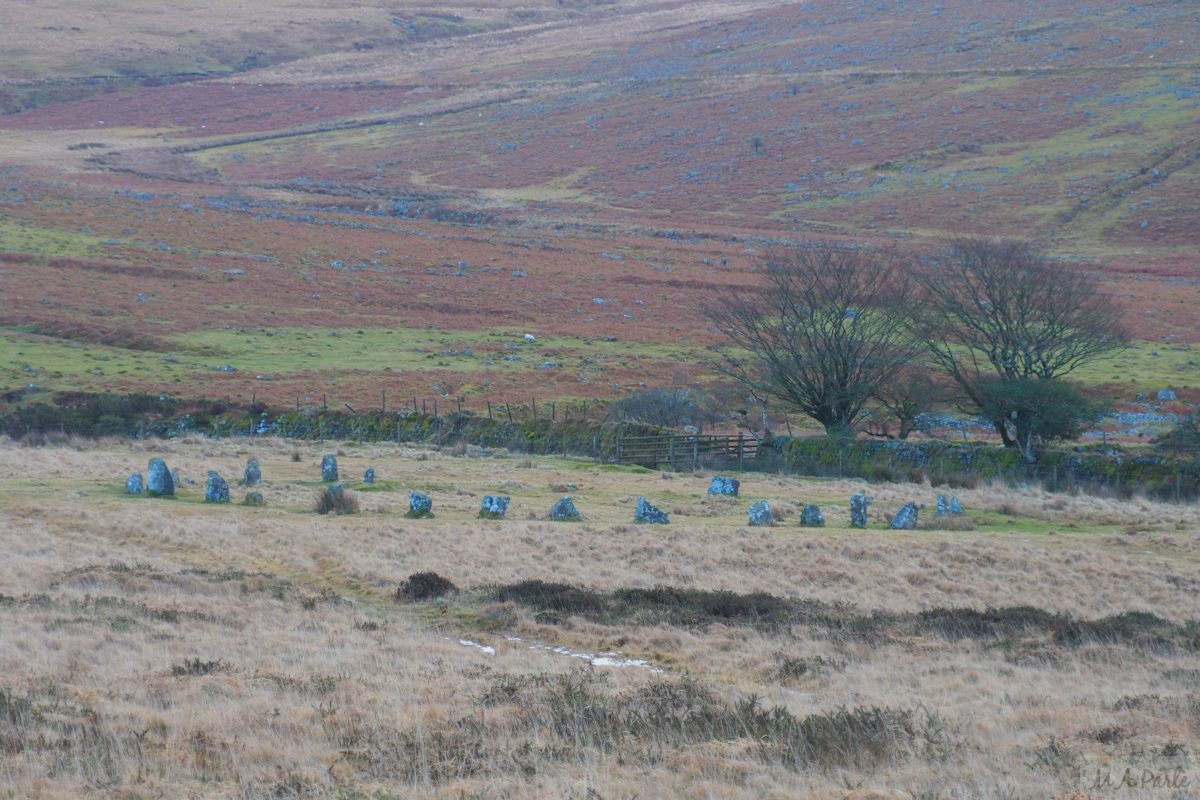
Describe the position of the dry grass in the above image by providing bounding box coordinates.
[1,435,1199,799]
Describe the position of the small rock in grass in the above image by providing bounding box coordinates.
[748,500,773,526]
[634,497,669,524]
[551,495,581,521]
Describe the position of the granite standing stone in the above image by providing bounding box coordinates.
[551,495,581,521]
[949,496,964,515]
[321,455,339,483]
[707,476,740,496]
[634,497,669,524]
[243,459,261,486]
[889,502,919,529]
[408,491,433,517]
[479,495,510,519]
[205,470,230,503]
[747,500,773,526]
[800,504,825,527]
[850,492,872,528]
[363,467,375,485]
[126,472,143,494]
[146,458,174,497]
[935,494,950,518]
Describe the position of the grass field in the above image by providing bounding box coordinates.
[2,436,1199,798]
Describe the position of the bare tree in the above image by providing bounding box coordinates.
[910,236,1128,447]
[868,365,947,440]
[704,242,913,436]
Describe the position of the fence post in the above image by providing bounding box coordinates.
[433,399,438,419]
[669,438,675,472]
[551,402,555,421]
[583,400,587,420]
[738,437,744,472]
[693,440,698,471]
[487,400,492,420]
[323,394,326,411]
[532,397,537,420]
[616,437,622,464]
[382,389,386,414]
[457,397,462,415]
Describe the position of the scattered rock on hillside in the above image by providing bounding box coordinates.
[634,497,669,524]
[551,495,581,521]
[126,472,143,494]
[800,504,825,527]
[1158,388,1177,401]
[205,471,230,503]
[243,459,261,486]
[322,455,338,483]
[479,495,510,519]
[146,458,174,497]
[889,503,919,529]
[850,492,872,528]
[708,476,740,496]
[748,500,773,526]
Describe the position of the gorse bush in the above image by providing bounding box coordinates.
[395,571,458,601]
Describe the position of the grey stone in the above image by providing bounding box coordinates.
[244,491,265,507]
[171,469,181,487]
[146,458,174,496]
[479,495,510,519]
[935,494,950,518]
[707,476,740,496]
[634,497,669,524]
[408,491,433,518]
[889,503,919,530]
[126,472,143,494]
[1158,388,1177,401]
[748,500,773,526]
[205,471,230,503]
[363,467,375,485]
[243,459,261,486]
[321,455,338,483]
[850,492,872,528]
[949,496,964,515]
[551,495,581,521]
[800,504,825,527]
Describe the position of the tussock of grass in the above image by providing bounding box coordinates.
[395,571,458,602]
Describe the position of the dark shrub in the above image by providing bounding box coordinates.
[396,571,458,601]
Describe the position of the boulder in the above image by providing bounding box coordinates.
[321,455,338,483]
[205,471,230,503]
[407,491,433,518]
[479,495,510,519]
[634,497,669,524]
[707,476,740,496]
[244,491,265,507]
[889,503,919,530]
[126,472,143,494]
[949,496,964,515]
[850,492,872,528]
[551,495,581,521]
[800,504,825,527]
[748,500,773,526]
[363,467,375,485]
[146,458,174,497]
[243,459,261,486]
[1158,388,1177,401]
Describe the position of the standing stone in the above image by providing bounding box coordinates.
[800,504,825,527]
[407,491,433,518]
[321,455,338,483]
[479,495,510,519]
[205,471,230,503]
[889,503,919,529]
[949,496,964,515]
[748,500,773,526]
[551,495,581,521]
[244,491,265,507]
[146,458,174,497]
[363,467,375,485]
[126,472,143,494]
[243,459,261,486]
[850,492,872,528]
[634,497,669,524]
[707,476,740,496]
[935,494,950,518]
[171,469,182,487]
